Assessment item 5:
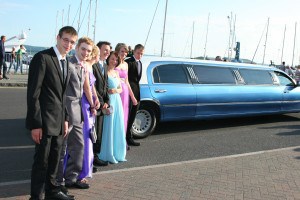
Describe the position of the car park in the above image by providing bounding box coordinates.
[130,56,300,139]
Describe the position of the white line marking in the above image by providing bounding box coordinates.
[1,145,299,186]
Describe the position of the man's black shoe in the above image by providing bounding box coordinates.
[92,166,98,173]
[66,181,89,189]
[44,191,74,200]
[3,76,9,80]
[60,185,74,198]
[127,138,140,146]
[93,157,108,166]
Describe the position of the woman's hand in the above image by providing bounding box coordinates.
[108,88,116,94]
[132,97,138,106]
[94,98,100,110]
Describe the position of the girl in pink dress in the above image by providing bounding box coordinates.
[115,43,137,134]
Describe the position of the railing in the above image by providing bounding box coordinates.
[4,52,31,74]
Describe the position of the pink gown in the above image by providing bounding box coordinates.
[115,68,129,132]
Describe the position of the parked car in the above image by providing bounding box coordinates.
[130,56,300,138]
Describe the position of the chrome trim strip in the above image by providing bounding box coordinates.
[162,100,292,108]
[140,98,161,106]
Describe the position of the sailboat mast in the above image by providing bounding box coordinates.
[93,0,98,42]
[78,0,83,33]
[262,17,270,65]
[291,22,297,67]
[203,13,210,60]
[229,14,236,61]
[62,9,64,26]
[55,10,59,42]
[68,5,71,25]
[190,21,195,58]
[160,0,168,57]
[281,25,286,64]
[87,0,92,36]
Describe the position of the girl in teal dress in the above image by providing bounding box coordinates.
[98,51,127,163]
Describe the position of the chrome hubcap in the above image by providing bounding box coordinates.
[132,110,152,136]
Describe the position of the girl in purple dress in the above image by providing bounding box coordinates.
[115,43,137,133]
[79,45,100,181]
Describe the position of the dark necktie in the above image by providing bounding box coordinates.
[60,59,67,82]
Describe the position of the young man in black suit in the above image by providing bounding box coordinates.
[26,26,78,200]
[125,44,145,146]
[92,41,111,171]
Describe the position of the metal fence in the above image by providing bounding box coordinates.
[4,52,31,74]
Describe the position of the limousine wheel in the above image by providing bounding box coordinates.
[132,104,157,139]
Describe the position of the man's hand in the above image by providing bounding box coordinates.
[63,121,69,138]
[31,128,42,144]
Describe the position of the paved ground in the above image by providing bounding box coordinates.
[1,75,300,200]
[0,146,299,200]
[0,74,28,87]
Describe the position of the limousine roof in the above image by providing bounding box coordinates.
[139,55,280,84]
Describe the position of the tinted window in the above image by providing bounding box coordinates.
[239,69,273,85]
[153,64,189,83]
[193,65,236,84]
[275,72,295,86]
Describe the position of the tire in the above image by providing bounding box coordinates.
[131,104,157,139]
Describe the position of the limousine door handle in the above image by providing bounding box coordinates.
[154,89,167,93]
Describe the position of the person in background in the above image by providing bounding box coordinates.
[15,45,25,74]
[125,44,145,147]
[56,37,94,190]
[92,41,111,172]
[115,43,137,149]
[0,35,9,80]
[8,47,16,74]
[127,45,133,57]
[98,51,127,164]
[78,45,100,181]
[215,56,222,61]
[26,26,77,200]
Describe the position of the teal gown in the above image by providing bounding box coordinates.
[99,74,127,163]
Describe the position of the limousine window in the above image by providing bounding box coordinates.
[153,64,189,83]
[239,69,273,85]
[193,65,236,84]
[275,72,295,86]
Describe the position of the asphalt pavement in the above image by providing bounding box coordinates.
[0,75,300,199]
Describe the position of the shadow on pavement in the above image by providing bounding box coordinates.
[153,114,300,136]
[0,183,30,198]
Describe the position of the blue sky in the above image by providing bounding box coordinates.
[1,0,299,65]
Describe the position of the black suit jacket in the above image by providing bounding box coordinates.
[26,47,69,136]
[126,56,142,101]
[92,62,109,107]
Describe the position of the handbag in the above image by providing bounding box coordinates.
[102,105,113,115]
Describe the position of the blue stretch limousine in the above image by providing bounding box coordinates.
[131,56,300,138]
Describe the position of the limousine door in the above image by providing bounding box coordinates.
[275,72,300,112]
[150,64,196,120]
[192,66,282,118]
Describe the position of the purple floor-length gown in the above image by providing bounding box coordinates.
[115,68,129,132]
[78,71,96,179]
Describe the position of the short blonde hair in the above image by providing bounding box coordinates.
[76,37,94,48]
